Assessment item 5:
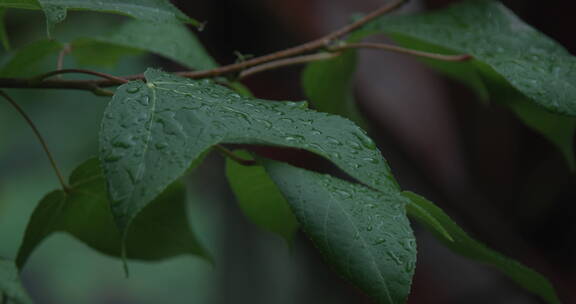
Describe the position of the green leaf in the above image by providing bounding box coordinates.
[17,158,208,269]
[71,19,217,69]
[0,39,63,77]
[302,50,360,119]
[225,150,298,243]
[38,0,201,28]
[263,160,415,304]
[402,191,561,304]
[0,258,32,304]
[0,0,40,10]
[69,38,142,68]
[100,68,398,233]
[0,8,10,50]
[359,0,576,166]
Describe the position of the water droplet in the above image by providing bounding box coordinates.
[348,141,362,150]
[284,135,305,142]
[126,86,140,93]
[335,190,351,199]
[326,136,341,145]
[373,238,386,245]
[255,118,272,128]
[280,117,294,124]
[353,130,377,150]
[310,129,322,136]
[139,96,150,106]
[363,157,379,164]
[366,226,373,232]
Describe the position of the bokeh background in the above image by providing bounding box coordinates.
[0,0,574,303]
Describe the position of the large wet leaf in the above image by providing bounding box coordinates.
[225,150,298,243]
[17,158,207,269]
[358,0,576,166]
[0,258,32,304]
[263,159,415,304]
[0,39,63,77]
[71,19,217,70]
[402,191,561,304]
[100,68,398,232]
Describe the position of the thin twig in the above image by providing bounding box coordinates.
[215,145,257,166]
[0,90,70,192]
[0,0,407,93]
[331,42,472,61]
[239,52,340,79]
[35,68,129,84]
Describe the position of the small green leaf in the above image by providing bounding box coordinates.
[359,0,576,165]
[225,150,298,243]
[264,160,415,304]
[37,0,201,29]
[402,191,561,304]
[302,50,361,121]
[69,38,142,68]
[0,39,63,77]
[0,8,10,50]
[0,258,33,304]
[100,68,398,233]
[17,158,208,269]
[0,0,40,10]
[71,20,217,69]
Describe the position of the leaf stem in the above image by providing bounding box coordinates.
[34,68,129,84]
[56,43,71,73]
[215,145,257,166]
[330,42,472,61]
[0,90,70,192]
[239,52,341,79]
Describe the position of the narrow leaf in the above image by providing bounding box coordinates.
[0,0,40,10]
[402,191,561,304]
[17,158,208,269]
[0,258,32,304]
[100,68,398,233]
[225,150,298,243]
[0,39,63,77]
[72,19,217,70]
[359,0,576,165]
[264,160,415,304]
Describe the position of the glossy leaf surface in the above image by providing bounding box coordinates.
[72,19,217,69]
[225,150,298,243]
[17,158,207,268]
[264,160,415,304]
[100,69,398,231]
[403,191,560,304]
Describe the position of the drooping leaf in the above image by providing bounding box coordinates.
[36,0,201,30]
[225,150,298,243]
[263,159,415,304]
[302,50,360,120]
[17,158,208,269]
[402,191,561,304]
[0,258,32,304]
[0,39,63,77]
[359,0,576,166]
[100,68,398,233]
[71,19,217,69]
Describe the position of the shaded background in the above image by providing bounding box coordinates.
[0,0,574,303]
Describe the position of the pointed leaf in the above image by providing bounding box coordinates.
[225,150,298,243]
[0,8,10,50]
[302,50,360,120]
[0,39,63,77]
[100,68,398,232]
[263,160,415,304]
[71,19,217,69]
[17,158,207,268]
[359,0,576,166]
[0,258,32,304]
[402,191,561,304]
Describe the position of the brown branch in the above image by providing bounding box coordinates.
[239,52,340,79]
[331,42,472,61]
[35,68,129,84]
[215,145,257,166]
[56,43,71,72]
[0,0,407,93]
[0,90,70,192]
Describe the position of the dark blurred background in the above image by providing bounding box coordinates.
[0,0,574,303]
